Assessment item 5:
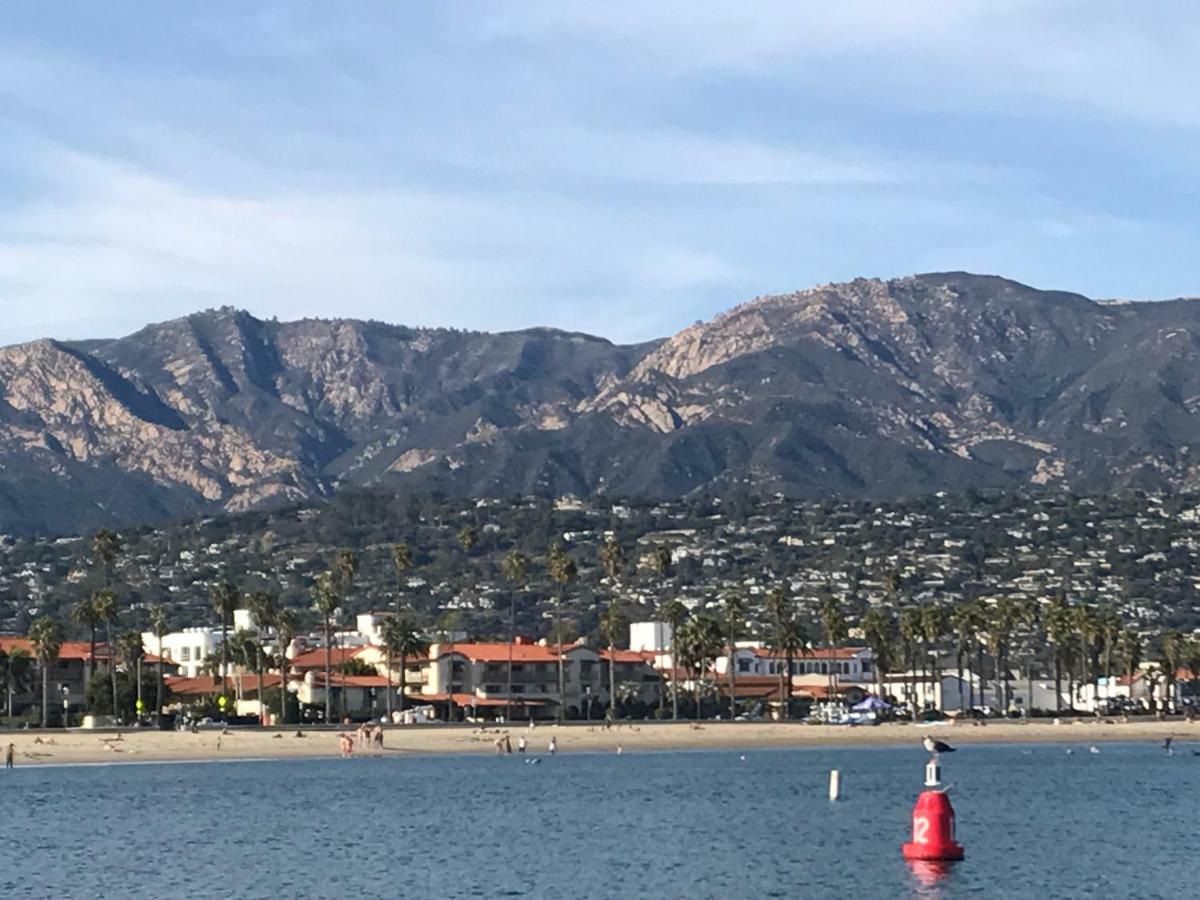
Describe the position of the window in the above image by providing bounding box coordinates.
[738,659,752,673]
[512,664,524,673]
[195,647,202,660]
[180,647,191,662]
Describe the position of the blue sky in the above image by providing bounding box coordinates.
[2,2,1199,346]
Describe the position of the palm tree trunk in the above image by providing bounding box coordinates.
[956,651,965,714]
[399,652,408,714]
[323,616,332,724]
[609,646,617,721]
[385,645,394,721]
[555,590,566,723]
[41,665,49,728]
[671,635,679,721]
[156,647,164,727]
[1054,651,1063,714]
[108,622,119,722]
[507,599,515,724]
[727,641,736,721]
[89,626,97,680]
[256,646,265,725]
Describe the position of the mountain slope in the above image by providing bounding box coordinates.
[4,273,1200,534]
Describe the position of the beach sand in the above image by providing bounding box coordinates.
[1,717,1195,767]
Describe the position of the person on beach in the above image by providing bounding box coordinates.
[5,743,13,768]
[518,735,527,755]
[494,737,505,755]
[548,736,557,756]
[373,725,384,749]
[505,734,512,754]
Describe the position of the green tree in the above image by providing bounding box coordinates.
[116,630,145,720]
[380,614,428,718]
[949,603,980,712]
[91,588,120,720]
[661,598,687,720]
[29,616,64,728]
[767,588,808,718]
[91,529,121,589]
[311,571,339,724]
[1043,595,1071,714]
[0,648,33,719]
[69,597,103,680]
[547,541,578,722]
[246,591,276,723]
[818,595,847,703]
[598,536,626,719]
[273,608,301,725]
[209,581,239,686]
[149,604,170,725]
[860,607,895,704]
[919,604,948,712]
[677,612,723,721]
[722,594,747,720]
[1160,630,1185,715]
[501,549,530,722]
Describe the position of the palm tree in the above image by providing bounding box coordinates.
[722,595,747,720]
[209,581,239,683]
[392,543,413,613]
[91,528,121,589]
[898,607,921,717]
[1073,605,1101,712]
[1160,630,1186,715]
[117,629,145,720]
[90,588,120,720]
[768,589,809,719]
[598,536,625,719]
[246,592,276,723]
[677,612,723,721]
[860,607,895,705]
[1043,595,1071,714]
[547,541,577,723]
[1097,608,1121,710]
[949,603,978,712]
[1116,626,1141,712]
[310,572,340,723]
[29,616,64,728]
[0,648,33,718]
[601,597,626,720]
[501,549,530,722]
[457,526,478,555]
[273,608,300,725]
[381,614,428,718]
[661,598,687,720]
[818,595,847,705]
[69,597,103,681]
[149,604,169,725]
[919,604,947,712]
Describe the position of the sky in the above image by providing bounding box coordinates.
[2,2,1200,346]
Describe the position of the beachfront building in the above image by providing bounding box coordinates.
[715,646,875,684]
[600,649,663,712]
[0,636,107,721]
[141,625,225,678]
[423,639,617,721]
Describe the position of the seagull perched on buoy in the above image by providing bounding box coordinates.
[923,736,956,756]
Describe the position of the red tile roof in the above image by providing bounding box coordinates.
[751,646,869,661]
[600,649,657,664]
[0,637,109,661]
[439,642,582,664]
[288,646,368,670]
[165,674,282,696]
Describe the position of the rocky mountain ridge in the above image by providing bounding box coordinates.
[3,273,1200,534]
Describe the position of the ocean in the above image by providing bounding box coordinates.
[4,741,1192,899]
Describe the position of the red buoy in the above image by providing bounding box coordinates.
[902,788,964,861]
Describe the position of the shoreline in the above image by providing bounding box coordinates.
[1,718,1194,768]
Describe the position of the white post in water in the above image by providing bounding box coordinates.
[925,758,942,788]
[829,769,841,801]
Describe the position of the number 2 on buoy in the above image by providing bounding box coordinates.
[913,816,930,844]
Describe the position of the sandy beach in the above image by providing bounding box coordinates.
[1,717,1195,767]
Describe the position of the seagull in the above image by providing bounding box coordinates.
[923,736,956,755]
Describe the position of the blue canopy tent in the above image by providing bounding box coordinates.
[851,696,891,712]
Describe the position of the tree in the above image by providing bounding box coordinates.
[1098,608,1122,710]
[898,608,921,718]
[457,526,478,555]
[1043,595,1071,714]
[246,591,276,724]
[149,604,169,725]
[273,609,301,725]
[0,648,33,718]
[598,536,626,719]
[547,541,578,722]
[722,594,747,720]
[1160,630,1185,715]
[501,549,530,722]
[949,603,979,712]
[818,595,847,703]
[767,588,808,718]
[91,588,120,721]
[380,614,427,719]
[69,597,102,680]
[328,550,359,721]
[1117,627,1141,712]
[29,616,64,728]
[661,598,687,720]
[311,571,339,724]
[860,607,895,705]
[919,604,947,712]
[677,612,723,721]
[116,630,145,720]
[209,581,239,685]
[91,529,121,589]
[392,542,413,616]
[601,597,627,719]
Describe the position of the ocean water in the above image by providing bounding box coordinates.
[3,740,1193,899]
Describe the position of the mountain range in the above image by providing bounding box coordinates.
[3,271,1200,535]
